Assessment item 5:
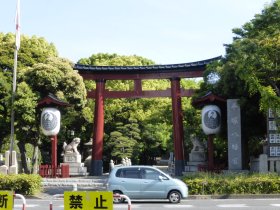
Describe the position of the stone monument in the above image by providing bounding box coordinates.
[227,99,242,170]
[60,137,87,176]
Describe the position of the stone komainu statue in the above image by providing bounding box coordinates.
[61,137,81,156]
[191,135,205,152]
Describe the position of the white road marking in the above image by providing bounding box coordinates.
[271,204,280,207]
[164,204,194,208]
[217,204,248,208]
[114,204,140,208]
[14,204,39,207]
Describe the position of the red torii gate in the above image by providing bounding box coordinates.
[74,56,221,176]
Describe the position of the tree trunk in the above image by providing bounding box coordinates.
[17,141,30,174]
[31,143,39,174]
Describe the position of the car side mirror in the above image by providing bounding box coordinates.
[159,175,164,181]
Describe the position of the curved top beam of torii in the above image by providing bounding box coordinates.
[74,56,221,99]
[74,56,221,80]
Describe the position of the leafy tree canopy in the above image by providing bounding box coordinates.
[195,1,280,160]
[225,0,280,111]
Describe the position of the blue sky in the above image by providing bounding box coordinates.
[1,0,271,64]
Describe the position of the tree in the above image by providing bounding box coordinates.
[106,118,142,163]
[0,33,59,172]
[225,0,280,111]
[0,33,58,150]
[195,1,280,163]
[0,71,11,150]
[0,33,87,173]
[20,57,87,172]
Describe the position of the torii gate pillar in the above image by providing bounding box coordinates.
[91,80,105,176]
[171,78,185,176]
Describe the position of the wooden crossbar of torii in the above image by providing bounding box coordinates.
[74,56,221,176]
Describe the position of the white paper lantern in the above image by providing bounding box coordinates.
[41,108,61,136]
[202,105,221,135]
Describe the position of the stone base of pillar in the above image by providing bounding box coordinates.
[174,160,184,176]
[90,160,103,176]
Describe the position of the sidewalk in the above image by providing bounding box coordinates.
[33,174,280,200]
[33,175,108,199]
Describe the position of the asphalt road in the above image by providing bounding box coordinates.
[13,198,280,210]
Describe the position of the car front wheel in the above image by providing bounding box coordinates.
[168,190,181,203]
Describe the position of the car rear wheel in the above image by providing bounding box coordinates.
[168,190,181,203]
[113,190,124,204]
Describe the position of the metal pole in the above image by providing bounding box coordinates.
[50,194,64,210]
[10,0,20,166]
[9,47,18,166]
[14,193,26,210]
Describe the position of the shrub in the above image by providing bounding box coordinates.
[183,172,280,195]
[0,174,42,195]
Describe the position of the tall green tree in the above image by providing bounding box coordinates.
[0,71,11,150]
[196,0,280,163]
[0,33,58,151]
[0,33,87,173]
[21,57,87,172]
[226,0,280,111]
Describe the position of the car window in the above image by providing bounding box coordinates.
[116,168,141,179]
[142,168,161,180]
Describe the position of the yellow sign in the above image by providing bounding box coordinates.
[0,191,13,210]
[64,191,113,210]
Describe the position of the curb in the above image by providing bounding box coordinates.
[187,194,280,200]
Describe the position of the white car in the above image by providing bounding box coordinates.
[106,165,188,203]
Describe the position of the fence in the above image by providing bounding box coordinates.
[39,164,69,178]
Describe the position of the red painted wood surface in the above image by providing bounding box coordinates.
[92,80,105,161]
[171,78,185,162]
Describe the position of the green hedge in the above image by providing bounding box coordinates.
[183,172,280,195]
[0,174,42,195]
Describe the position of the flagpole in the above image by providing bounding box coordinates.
[9,49,18,155]
[9,0,20,166]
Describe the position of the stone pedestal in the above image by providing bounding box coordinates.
[186,135,207,172]
[61,154,87,176]
[186,152,207,172]
[0,165,8,174]
[63,154,82,163]
[189,152,206,162]
[0,151,18,175]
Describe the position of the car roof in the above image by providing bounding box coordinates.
[114,165,155,169]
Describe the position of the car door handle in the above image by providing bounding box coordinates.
[121,181,126,183]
